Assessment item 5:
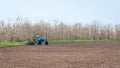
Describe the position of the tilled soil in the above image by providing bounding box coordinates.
[0,42,120,68]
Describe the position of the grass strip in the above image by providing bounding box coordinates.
[48,40,112,43]
[0,41,25,47]
[0,40,114,47]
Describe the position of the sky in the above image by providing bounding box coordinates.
[0,0,120,25]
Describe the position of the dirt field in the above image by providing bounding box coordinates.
[0,42,120,68]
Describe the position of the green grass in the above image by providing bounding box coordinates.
[48,40,112,43]
[0,41,25,47]
[0,40,113,47]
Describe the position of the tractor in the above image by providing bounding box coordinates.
[26,35,48,45]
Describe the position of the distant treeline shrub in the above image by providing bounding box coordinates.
[0,18,120,42]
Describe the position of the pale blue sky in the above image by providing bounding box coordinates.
[0,0,120,24]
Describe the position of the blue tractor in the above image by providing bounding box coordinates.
[34,35,48,45]
[26,35,48,45]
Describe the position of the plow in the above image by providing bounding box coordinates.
[26,35,48,45]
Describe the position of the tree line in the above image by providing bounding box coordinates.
[0,19,120,42]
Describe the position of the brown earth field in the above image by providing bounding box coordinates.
[0,42,120,68]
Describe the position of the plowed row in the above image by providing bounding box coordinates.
[0,42,120,68]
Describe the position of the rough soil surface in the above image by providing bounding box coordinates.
[0,42,120,68]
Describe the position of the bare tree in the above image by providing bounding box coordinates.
[0,18,119,41]
[115,24,120,40]
[0,20,5,42]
